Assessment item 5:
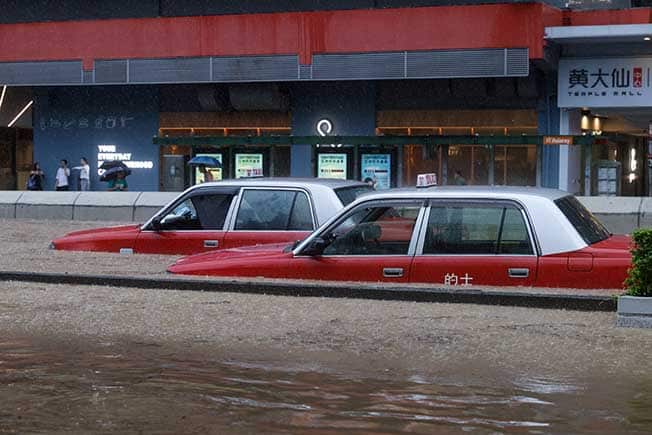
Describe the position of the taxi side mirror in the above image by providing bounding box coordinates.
[301,237,327,256]
[151,217,162,231]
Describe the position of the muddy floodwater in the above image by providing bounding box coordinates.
[1,282,651,433]
[1,337,651,434]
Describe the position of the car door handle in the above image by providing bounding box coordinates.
[508,268,529,278]
[204,240,219,248]
[383,268,404,278]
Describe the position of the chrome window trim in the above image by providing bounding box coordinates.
[229,187,317,232]
[295,199,426,257]
[414,199,539,257]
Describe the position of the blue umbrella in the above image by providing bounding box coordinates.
[188,156,222,168]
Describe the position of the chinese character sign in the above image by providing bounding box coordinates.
[559,58,652,108]
[235,154,263,178]
[361,154,391,190]
[318,154,347,180]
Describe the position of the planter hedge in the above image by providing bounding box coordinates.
[625,228,652,297]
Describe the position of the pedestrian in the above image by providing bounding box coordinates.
[107,170,128,191]
[54,159,70,191]
[73,157,90,191]
[453,170,467,186]
[199,165,213,183]
[26,162,44,191]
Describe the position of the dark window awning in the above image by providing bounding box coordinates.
[153,135,594,147]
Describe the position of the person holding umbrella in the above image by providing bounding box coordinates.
[188,155,221,184]
[100,160,131,191]
[107,169,128,191]
[198,165,213,183]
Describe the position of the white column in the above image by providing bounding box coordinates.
[559,109,582,194]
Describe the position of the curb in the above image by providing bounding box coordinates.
[0,271,617,312]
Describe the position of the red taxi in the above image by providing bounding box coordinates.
[50,179,372,255]
[168,187,632,289]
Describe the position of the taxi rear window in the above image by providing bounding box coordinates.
[554,195,610,245]
[334,186,374,206]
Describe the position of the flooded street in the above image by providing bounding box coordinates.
[1,336,651,434]
[0,282,651,433]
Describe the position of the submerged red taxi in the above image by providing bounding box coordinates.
[50,179,372,255]
[168,187,632,289]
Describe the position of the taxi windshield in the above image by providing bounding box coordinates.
[554,195,610,245]
[334,186,374,206]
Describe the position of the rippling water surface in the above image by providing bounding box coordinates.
[0,338,650,434]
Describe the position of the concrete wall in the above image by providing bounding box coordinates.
[0,192,650,233]
[2,191,177,222]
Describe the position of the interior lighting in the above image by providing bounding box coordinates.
[0,86,6,113]
[630,148,637,172]
[7,100,33,127]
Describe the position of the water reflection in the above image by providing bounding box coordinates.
[0,338,650,434]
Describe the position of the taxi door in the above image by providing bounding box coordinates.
[135,188,237,255]
[291,201,425,283]
[409,201,538,287]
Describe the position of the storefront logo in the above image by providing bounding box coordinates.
[316,119,333,136]
[543,136,573,146]
[559,58,652,107]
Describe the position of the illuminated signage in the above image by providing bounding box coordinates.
[361,154,391,190]
[97,144,154,175]
[235,153,263,178]
[318,153,347,180]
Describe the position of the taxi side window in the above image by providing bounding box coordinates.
[322,204,420,256]
[160,194,233,230]
[423,204,532,255]
[235,189,314,231]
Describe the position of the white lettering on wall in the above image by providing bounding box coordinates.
[96,144,153,175]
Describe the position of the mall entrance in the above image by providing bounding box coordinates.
[157,112,291,191]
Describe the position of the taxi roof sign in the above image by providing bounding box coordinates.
[416,173,437,188]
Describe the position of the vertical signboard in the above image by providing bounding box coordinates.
[194,153,223,184]
[235,153,263,178]
[559,58,652,108]
[361,153,391,190]
[318,153,347,179]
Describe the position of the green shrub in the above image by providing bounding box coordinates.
[625,228,652,297]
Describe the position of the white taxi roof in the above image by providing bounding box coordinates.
[314,186,586,256]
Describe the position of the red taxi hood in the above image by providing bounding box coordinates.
[168,242,292,276]
[51,224,141,252]
[60,224,141,238]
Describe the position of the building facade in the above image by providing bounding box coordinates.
[0,1,650,193]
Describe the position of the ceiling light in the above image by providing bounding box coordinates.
[0,86,6,113]
[7,100,33,127]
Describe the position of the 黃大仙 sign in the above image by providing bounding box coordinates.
[559,57,652,108]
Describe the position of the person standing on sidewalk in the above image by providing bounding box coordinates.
[26,162,44,191]
[54,159,70,191]
[73,157,90,191]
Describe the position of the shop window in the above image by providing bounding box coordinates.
[494,145,536,186]
[447,145,490,186]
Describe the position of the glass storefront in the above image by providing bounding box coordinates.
[157,112,291,190]
[376,110,538,187]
